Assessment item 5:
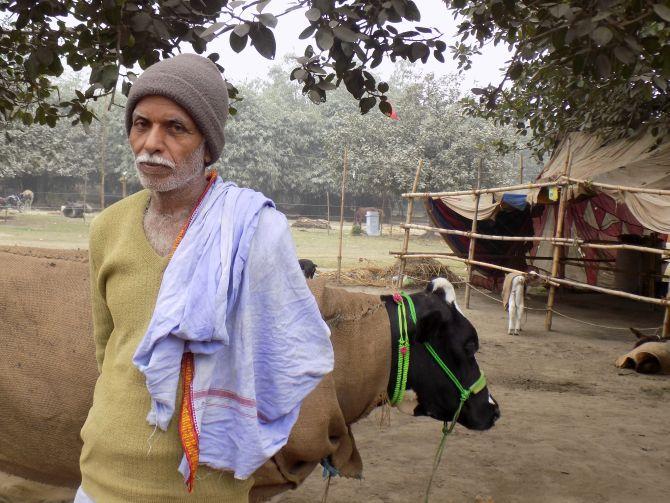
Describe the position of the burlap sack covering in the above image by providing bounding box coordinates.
[501,272,523,310]
[615,341,670,374]
[0,247,97,487]
[250,278,392,501]
[0,250,393,498]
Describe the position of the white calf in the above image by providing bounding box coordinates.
[507,275,525,335]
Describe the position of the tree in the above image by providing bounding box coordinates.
[446,1,670,155]
[0,0,447,127]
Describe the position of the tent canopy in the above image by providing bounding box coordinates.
[529,131,670,233]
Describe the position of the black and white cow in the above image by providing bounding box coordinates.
[382,278,499,430]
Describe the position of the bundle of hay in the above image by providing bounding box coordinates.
[291,217,332,230]
[320,258,461,287]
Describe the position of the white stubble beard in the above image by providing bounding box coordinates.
[135,142,207,193]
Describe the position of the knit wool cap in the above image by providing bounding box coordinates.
[125,54,229,166]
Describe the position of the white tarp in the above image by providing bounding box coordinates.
[529,131,670,233]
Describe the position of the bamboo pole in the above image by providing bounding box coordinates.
[336,148,348,283]
[663,292,670,338]
[519,154,524,184]
[403,180,560,199]
[567,177,670,196]
[391,251,670,306]
[98,100,108,211]
[546,139,573,330]
[326,191,330,236]
[396,159,424,288]
[465,159,482,309]
[400,223,670,256]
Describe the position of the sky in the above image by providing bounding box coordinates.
[205,0,512,91]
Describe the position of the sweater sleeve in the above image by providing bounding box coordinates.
[89,219,114,372]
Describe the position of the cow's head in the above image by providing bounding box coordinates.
[384,278,500,430]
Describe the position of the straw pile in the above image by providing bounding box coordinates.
[291,217,332,230]
[321,258,461,287]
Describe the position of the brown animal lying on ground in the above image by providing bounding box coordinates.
[615,328,669,374]
[0,247,499,502]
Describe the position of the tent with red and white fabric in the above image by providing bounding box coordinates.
[424,129,669,296]
[527,130,669,294]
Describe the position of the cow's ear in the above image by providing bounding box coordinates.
[416,309,444,343]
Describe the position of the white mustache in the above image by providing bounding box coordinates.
[135,154,176,170]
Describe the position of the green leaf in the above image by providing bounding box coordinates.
[508,62,523,80]
[405,1,421,21]
[200,21,226,39]
[36,46,54,66]
[333,25,359,43]
[317,79,337,90]
[409,42,428,62]
[292,68,308,81]
[379,100,392,116]
[308,88,325,104]
[315,27,334,50]
[100,65,118,90]
[591,26,613,46]
[233,23,251,37]
[299,24,317,40]
[653,4,670,22]
[130,12,152,32]
[595,53,611,78]
[549,4,571,18]
[249,23,276,59]
[230,32,248,53]
[256,0,270,13]
[614,46,635,65]
[359,96,376,114]
[258,13,278,28]
[377,82,389,93]
[305,8,321,22]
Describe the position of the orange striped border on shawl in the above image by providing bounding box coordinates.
[171,170,217,492]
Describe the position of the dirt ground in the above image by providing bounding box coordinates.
[275,286,669,503]
[1,280,668,503]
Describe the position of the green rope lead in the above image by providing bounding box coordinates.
[391,298,410,405]
[424,401,465,503]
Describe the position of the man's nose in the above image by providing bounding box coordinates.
[142,125,166,155]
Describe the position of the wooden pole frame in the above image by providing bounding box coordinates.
[326,191,331,236]
[566,177,670,196]
[400,223,670,257]
[663,292,670,339]
[396,159,424,288]
[465,159,482,309]
[390,251,670,306]
[545,139,573,330]
[336,148,348,283]
[403,180,560,198]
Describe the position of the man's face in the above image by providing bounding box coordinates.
[129,95,212,193]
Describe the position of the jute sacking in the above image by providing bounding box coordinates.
[0,247,96,487]
[0,249,393,499]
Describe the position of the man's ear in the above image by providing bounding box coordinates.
[204,146,212,165]
[416,309,443,344]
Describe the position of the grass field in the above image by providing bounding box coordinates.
[0,210,464,272]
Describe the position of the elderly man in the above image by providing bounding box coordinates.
[75,54,333,502]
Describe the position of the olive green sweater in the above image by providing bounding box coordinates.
[80,190,252,502]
